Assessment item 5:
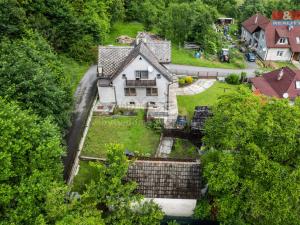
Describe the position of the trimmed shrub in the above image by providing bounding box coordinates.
[185,76,193,84]
[178,78,186,86]
[225,73,240,85]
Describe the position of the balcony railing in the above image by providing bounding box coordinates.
[126,79,156,87]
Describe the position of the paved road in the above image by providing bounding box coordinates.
[64,65,98,181]
[166,64,257,77]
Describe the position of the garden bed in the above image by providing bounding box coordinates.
[81,110,160,158]
[169,138,199,159]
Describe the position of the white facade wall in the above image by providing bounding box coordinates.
[256,30,268,60]
[112,54,170,108]
[98,86,115,103]
[265,48,292,61]
[241,27,253,44]
[144,198,197,217]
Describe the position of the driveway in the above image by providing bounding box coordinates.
[165,64,257,78]
[64,65,98,181]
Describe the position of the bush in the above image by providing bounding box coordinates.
[225,73,240,85]
[178,78,186,86]
[185,76,193,84]
[146,119,163,132]
[240,72,247,83]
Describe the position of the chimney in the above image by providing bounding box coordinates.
[255,14,258,24]
[277,68,284,80]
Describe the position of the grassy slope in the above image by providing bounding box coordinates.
[177,82,244,118]
[60,55,90,94]
[104,22,144,45]
[172,46,246,69]
[81,110,160,157]
[104,22,247,69]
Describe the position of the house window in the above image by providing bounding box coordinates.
[296,81,300,89]
[296,37,300,44]
[277,51,284,57]
[129,101,135,105]
[278,38,287,44]
[157,74,161,79]
[124,88,136,96]
[146,88,158,96]
[135,70,148,79]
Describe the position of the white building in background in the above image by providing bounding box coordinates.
[241,13,300,62]
[97,32,173,110]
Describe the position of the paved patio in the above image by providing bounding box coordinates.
[175,79,215,95]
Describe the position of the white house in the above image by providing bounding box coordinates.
[97,33,173,111]
[241,13,300,62]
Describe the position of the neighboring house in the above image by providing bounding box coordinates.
[97,32,172,110]
[241,13,300,62]
[126,159,202,217]
[250,66,300,101]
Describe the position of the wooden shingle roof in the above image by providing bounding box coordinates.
[126,159,201,199]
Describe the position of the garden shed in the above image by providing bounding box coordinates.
[126,158,201,217]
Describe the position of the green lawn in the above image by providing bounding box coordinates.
[274,61,297,69]
[104,22,144,45]
[177,82,244,118]
[60,55,90,94]
[82,110,160,158]
[169,139,199,159]
[172,46,246,69]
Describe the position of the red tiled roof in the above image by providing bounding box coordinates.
[250,67,300,100]
[264,24,300,52]
[242,14,300,52]
[242,13,270,33]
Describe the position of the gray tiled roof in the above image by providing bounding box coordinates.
[136,32,171,63]
[111,42,172,81]
[98,32,172,79]
[146,42,171,63]
[98,46,134,77]
[126,159,201,199]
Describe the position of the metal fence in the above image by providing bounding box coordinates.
[171,69,226,79]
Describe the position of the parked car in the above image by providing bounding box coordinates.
[245,52,256,62]
[220,48,230,63]
[175,115,187,129]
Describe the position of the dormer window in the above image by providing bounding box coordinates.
[296,81,300,89]
[296,37,300,44]
[278,38,287,44]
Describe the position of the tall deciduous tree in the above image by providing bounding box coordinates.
[81,144,164,225]
[0,31,72,129]
[196,90,300,224]
[0,99,64,224]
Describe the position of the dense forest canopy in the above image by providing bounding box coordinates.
[1,0,300,224]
